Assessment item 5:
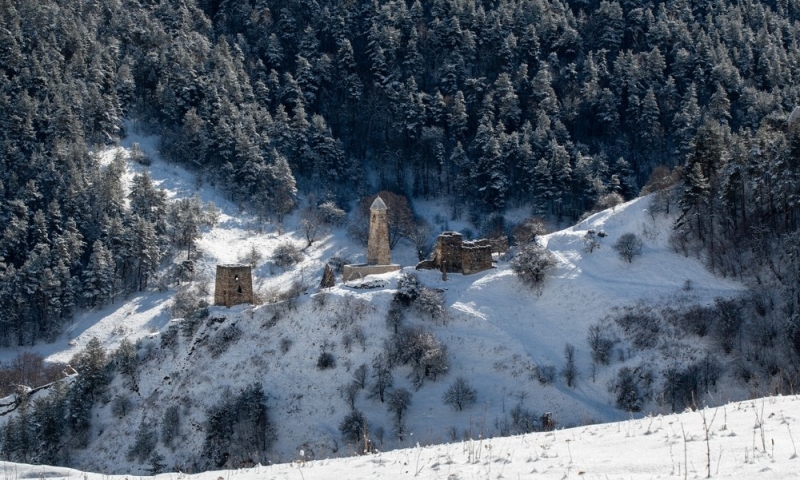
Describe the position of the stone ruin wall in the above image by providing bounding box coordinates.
[488,236,509,254]
[461,242,493,274]
[342,264,402,282]
[417,231,501,275]
[214,265,253,307]
[435,232,465,273]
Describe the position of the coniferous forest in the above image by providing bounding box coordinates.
[2,0,800,472]
[2,0,800,433]
[2,0,800,345]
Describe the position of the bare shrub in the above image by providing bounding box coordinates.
[272,242,303,269]
[208,324,243,358]
[414,287,446,323]
[562,343,577,387]
[239,245,264,268]
[583,230,600,253]
[615,310,660,349]
[388,325,449,389]
[279,338,293,354]
[318,201,347,226]
[0,352,65,396]
[511,243,557,293]
[712,298,743,354]
[513,217,546,245]
[300,207,324,246]
[339,409,367,444]
[587,324,615,366]
[536,365,557,385]
[343,381,360,409]
[387,388,412,440]
[611,367,644,412]
[662,365,700,411]
[111,394,133,418]
[641,165,681,215]
[171,287,209,321]
[317,352,336,370]
[442,377,477,411]
[352,364,368,389]
[408,219,435,261]
[613,232,644,263]
[160,324,179,351]
[509,404,539,434]
[592,192,625,212]
[130,143,151,166]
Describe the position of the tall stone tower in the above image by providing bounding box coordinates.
[214,265,253,307]
[367,196,391,265]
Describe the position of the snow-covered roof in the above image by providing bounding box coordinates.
[370,196,387,210]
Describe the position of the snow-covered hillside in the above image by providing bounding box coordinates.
[6,394,800,479]
[0,129,751,473]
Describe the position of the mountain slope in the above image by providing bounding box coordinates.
[1,138,747,473]
[5,394,800,479]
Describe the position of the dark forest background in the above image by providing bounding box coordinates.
[1,0,800,353]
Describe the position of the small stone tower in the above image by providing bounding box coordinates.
[214,264,253,307]
[367,196,391,265]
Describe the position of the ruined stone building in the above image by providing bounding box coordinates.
[214,264,253,307]
[342,196,401,282]
[416,231,508,275]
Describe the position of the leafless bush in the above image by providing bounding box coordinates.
[0,353,65,396]
[387,325,449,389]
[300,207,324,246]
[272,242,303,269]
[562,343,577,387]
[536,365,557,385]
[130,142,151,165]
[318,201,347,226]
[239,245,264,268]
[317,352,336,370]
[615,310,660,349]
[511,243,557,293]
[583,230,600,253]
[414,287,446,323]
[208,324,243,358]
[513,217,546,245]
[613,232,644,263]
[592,192,625,212]
[442,377,477,411]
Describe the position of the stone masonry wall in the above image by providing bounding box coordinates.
[367,207,391,265]
[461,242,493,274]
[214,265,253,307]
[416,231,495,275]
[435,231,464,272]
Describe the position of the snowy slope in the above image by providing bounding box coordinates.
[0,127,751,473]
[5,394,800,479]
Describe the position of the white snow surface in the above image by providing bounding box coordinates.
[4,394,800,479]
[0,125,757,474]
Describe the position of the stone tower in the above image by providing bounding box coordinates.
[214,264,253,307]
[367,196,391,265]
